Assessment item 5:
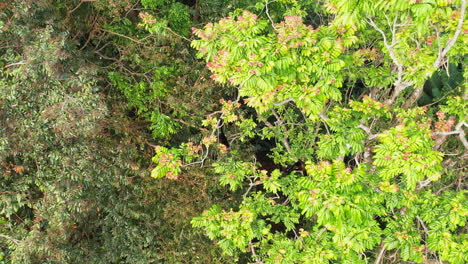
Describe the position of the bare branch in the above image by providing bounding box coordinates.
[4,60,26,68]
[164,27,191,42]
[68,0,95,15]
[432,122,468,149]
[319,113,331,134]
[272,109,292,152]
[356,124,371,134]
[319,112,329,121]
[367,17,412,105]
[100,28,142,44]
[265,1,277,30]
[356,124,378,140]
[249,241,264,264]
[274,98,295,106]
[374,242,386,264]
[243,182,263,197]
[432,131,463,136]
[417,178,433,190]
[433,0,467,69]
[0,234,21,245]
[416,216,429,235]
[367,18,399,67]
[257,109,274,128]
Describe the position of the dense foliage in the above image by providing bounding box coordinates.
[153,0,468,263]
[0,0,467,263]
[0,0,236,263]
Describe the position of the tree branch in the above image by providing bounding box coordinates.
[249,241,264,264]
[356,124,378,140]
[367,17,412,105]
[416,216,429,235]
[272,109,292,153]
[100,28,142,43]
[265,1,277,30]
[403,0,466,108]
[274,98,294,106]
[0,234,21,245]
[417,178,433,190]
[164,27,191,42]
[374,242,386,264]
[68,0,95,15]
[432,121,467,149]
[4,60,26,68]
[243,182,263,197]
[319,113,331,134]
[319,112,329,121]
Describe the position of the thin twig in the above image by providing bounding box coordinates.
[265,1,277,30]
[272,109,292,152]
[319,112,329,121]
[4,60,26,68]
[100,28,142,43]
[416,216,429,235]
[165,27,191,42]
[417,178,433,190]
[243,182,263,197]
[319,112,331,134]
[79,14,99,51]
[249,241,264,263]
[68,0,95,15]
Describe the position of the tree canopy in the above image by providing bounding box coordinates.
[0,0,467,263]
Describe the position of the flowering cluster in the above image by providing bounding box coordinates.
[434,110,456,132]
[275,15,317,48]
[151,146,182,180]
